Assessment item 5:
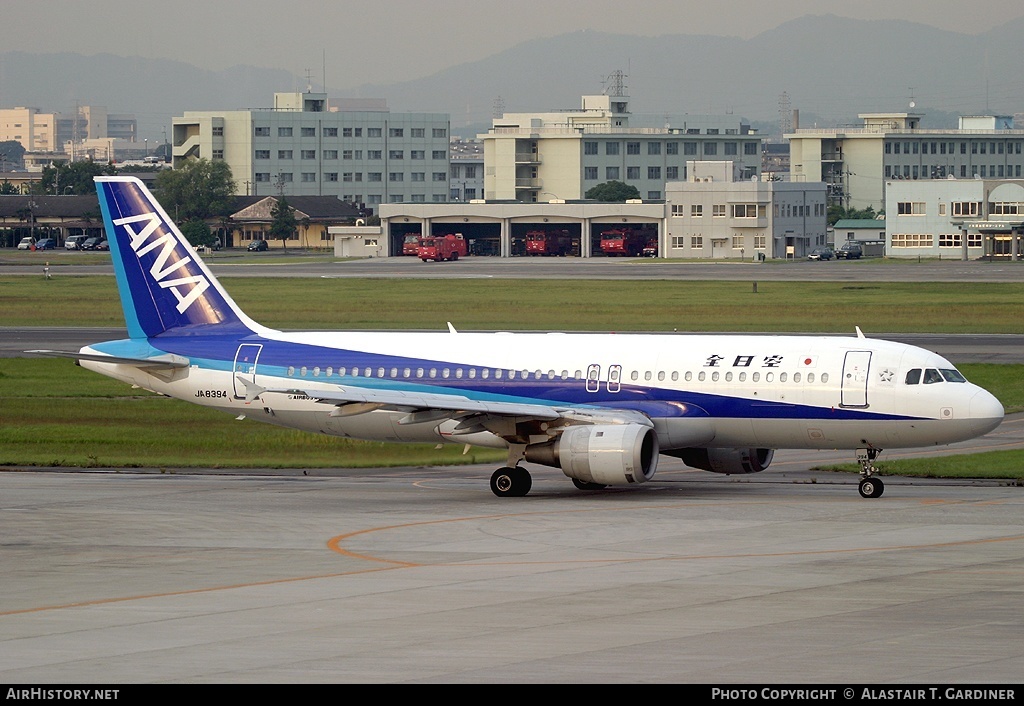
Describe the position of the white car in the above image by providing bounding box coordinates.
[65,234,90,250]
[17,237,35,250]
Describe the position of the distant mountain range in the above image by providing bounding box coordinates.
[3,14,1023,143]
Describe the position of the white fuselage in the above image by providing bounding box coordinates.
[81,330,1004,453]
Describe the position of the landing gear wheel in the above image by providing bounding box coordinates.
[859,477,885,499]
[572,478,607,491]
[856,448,885,499]
[490,466,532,497]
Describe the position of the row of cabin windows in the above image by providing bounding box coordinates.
[287,366,583,380]
[284,366,832,385]
[646,370,828,384]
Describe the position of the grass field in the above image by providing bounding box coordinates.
[4,274,1024,333]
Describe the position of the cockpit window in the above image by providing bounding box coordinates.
[939,368,967,383]
[923,368,943,384]
[905,369,922,385]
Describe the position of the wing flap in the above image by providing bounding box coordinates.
[276,384,564,421]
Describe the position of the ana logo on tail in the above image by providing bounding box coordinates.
[113,212,211,314]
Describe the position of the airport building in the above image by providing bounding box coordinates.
[831,218,887,256]
[171,91,451,205]
[479,90,762,203]
[664,161,828,260]
[376,161,826,260]
[787,113,1024,212]
[885,177,1024,260]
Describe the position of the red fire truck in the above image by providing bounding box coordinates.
[599,228,651,256]
[402,234,421,256]
[418,233,468,262]
[525,229,574,256]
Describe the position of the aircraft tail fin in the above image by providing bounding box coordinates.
[94,176,262,339]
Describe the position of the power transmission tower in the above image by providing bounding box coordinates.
[778,92,792,135]
[603,69,627,96]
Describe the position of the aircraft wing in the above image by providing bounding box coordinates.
[26,349,190,370]
[240,377,654,429]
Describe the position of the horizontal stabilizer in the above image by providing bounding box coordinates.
[27,349,190,370]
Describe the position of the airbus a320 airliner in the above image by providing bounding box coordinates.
[33,176,1005,498]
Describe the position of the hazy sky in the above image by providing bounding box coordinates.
[7,0,1024,87]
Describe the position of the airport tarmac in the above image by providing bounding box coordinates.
[2,415,1023,684]
[3,255,1022,684]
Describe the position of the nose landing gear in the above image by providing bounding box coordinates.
[857,448,884,498]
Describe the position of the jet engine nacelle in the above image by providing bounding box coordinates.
[526,423,659,485]
[668,447,775,475]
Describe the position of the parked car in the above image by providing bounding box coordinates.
[65,234,90,250]
[247,239,268,252]
[95,239,109,251]
[80,236,103,250]
[835,243,863,260]
[807,247,834,261]
[33,238,56,250]
[17,237,35,250]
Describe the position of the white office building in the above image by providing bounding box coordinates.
[787,113,1024,212]
[1,105,138,166]
[885,177,1023,260]
[480,92,761,203]
[172,92,451,205]
[665,162,828,260]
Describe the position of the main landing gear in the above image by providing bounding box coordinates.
[489,465,610,497]
[857,448,884,499]
[490,466,532,497]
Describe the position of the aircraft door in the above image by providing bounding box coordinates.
[232,344,263,399]
[841,350,871,408]
[586,364,601,393]
[607,364,622,393]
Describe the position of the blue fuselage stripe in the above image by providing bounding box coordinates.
[93,334,920,423]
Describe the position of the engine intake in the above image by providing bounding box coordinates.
[666,447,774,475]
[526,423,659,485]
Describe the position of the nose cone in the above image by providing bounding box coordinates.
[969,387,1005,436]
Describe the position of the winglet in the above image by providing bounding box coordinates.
[447,322,458,334]
[855,326,865,339]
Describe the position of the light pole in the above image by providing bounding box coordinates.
[144,138,148,159]
[28,200,37,244]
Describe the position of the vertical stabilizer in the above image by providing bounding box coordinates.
[95,176,261,339]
